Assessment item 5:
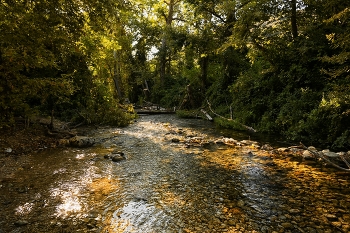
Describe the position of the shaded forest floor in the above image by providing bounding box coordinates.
[0,124,58,156]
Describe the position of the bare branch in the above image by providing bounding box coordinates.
[339,153,350,169]
[300,143,350,172]
[201,6,226,23]
[172,17,185,22]
[206,100,256,132]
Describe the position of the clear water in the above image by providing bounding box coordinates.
[1,114,349,233]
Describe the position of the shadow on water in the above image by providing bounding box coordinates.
[0,114,349,233]
[217,126,296,149]
[177,116,297,148]
[92,115,349,233]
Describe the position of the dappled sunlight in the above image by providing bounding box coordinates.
[53,168,67,174]
[88,177,119,202]
[109,200,170,233]
[76,152,97,160]
[15,202,34,216]
[76,153,85,159]
[124,119,210,148]
[50,182,85,218]
[199,148,244,170]
[158,190,187,207]
[50,164,101,219]
[55,194,83,218]
[3,115,350,232]
[124,121,167,142]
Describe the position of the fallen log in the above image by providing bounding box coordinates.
[46,128,77,139]
[206,100,256,132]
[200,109,213,121]
[300,143,350,172]
[136,109,175,114]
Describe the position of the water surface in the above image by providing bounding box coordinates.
[0,114,349,233]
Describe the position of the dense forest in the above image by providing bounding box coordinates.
[0,0,349,150]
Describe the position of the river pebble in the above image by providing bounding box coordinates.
[1,114,350,233]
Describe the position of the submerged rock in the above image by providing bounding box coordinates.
[111,150,124,156]
[58,136,96,147]
[261,144,273,151]
[103,150,126,162]
[237,200,245,207]
[58,138,70,147]
[171,138,180,143]
[5,148,12,153]
[14,220,28,226]
[69,136,95,147]
[289,209,300,214]
[111,154,126,162]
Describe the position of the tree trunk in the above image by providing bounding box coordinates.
[113,50,123,99]
[49,109,54,130]
[199,55,208,88]
[159,0,178,87]
[291,0,298,39]
[160,38,167,87]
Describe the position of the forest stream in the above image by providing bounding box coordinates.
[1,114,350,233]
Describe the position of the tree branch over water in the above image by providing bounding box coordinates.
[300,143,350,172]
[206,100,257,133]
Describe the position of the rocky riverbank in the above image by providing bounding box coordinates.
[0,124,57,156]
[1,114,350,233]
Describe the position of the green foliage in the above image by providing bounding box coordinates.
[214,118,246,131]
[333,130,350,150]
[150,75,185,108]
[302,90,350,148]
[0,0,135,128]
[1,0,349,149]
[176,110,199,118]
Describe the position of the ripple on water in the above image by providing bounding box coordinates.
[1,114,350,233]
[110,199,171,233]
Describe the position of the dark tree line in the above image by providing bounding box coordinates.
[1,0,349,149]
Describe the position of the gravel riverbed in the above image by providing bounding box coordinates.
[0,114,349,233]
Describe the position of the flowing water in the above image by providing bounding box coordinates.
[1,114,350,233]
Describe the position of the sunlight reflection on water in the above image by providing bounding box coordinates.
[15,202,34,216]
[4,115,349,233]
[50,163,101,218]
[53,168,67,174]
[55,195,82,217]
[76,153,85,159]
[110,200,169,233]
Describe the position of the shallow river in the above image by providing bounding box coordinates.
[1,114,350,233]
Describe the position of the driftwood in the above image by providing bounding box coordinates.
[37,115,77,139]
[300,143,350,172]
[46,129,76,139]
[206,100,257,132]
[200,109,213,121]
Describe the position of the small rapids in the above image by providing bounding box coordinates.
[0,114,349,233]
